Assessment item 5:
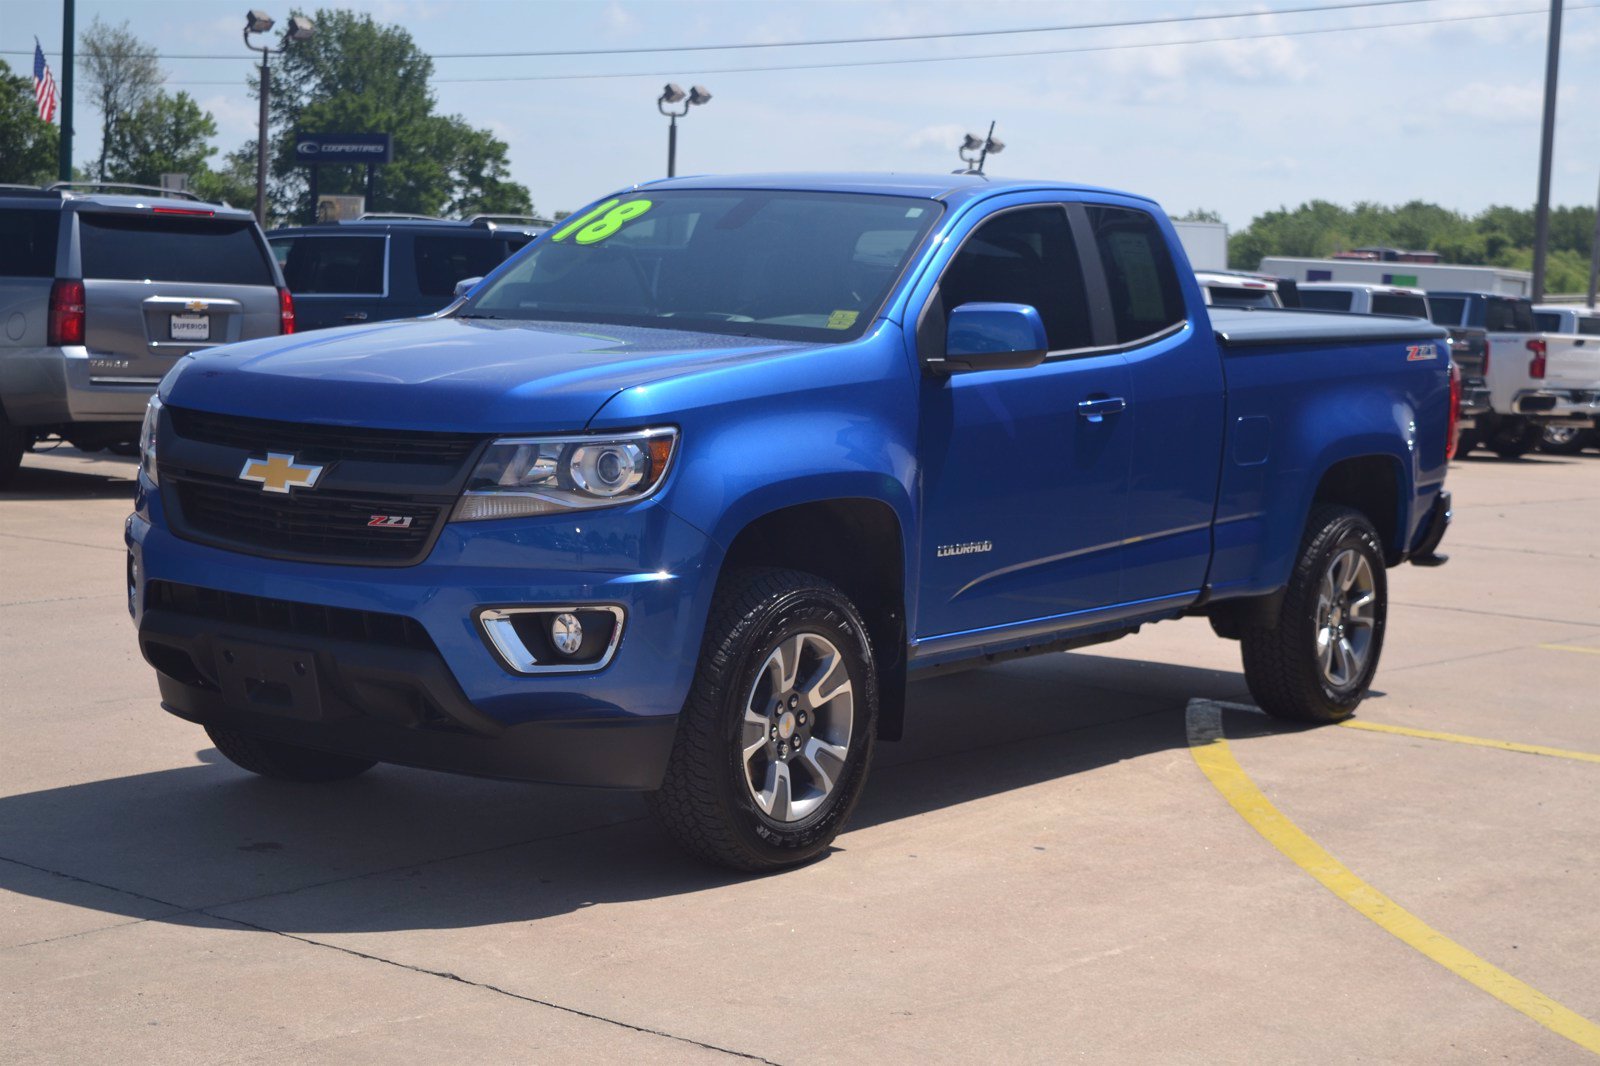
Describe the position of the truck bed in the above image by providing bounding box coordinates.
[1210,307,1446,347]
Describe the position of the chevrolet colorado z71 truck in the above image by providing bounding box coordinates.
[128,174,1456,870]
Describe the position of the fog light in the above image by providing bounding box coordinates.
[550,612,583,656]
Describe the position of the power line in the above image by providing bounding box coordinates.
[146,2,1600,87]
[0,0,1438,61]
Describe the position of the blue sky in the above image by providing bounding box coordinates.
[5,0,1599,229]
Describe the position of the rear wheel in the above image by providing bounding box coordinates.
[204,725,377,782]
[1488,421,1543,459]
[647,568,878,871]
[0,410,27,489]
[1240,505,1387,723]
[1539,425,1592,455]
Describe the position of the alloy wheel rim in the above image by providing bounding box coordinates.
[1315,548,1377,689]
[1545,426,1579,445]
[741,631,854,823]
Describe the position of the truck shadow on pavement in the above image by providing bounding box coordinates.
[0,654,1255,941]
[2,453,138,501]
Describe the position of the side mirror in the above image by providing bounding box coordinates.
[941,302,1048,373]
[454,276,485,299]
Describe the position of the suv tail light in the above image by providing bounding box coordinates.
[48,279,86,346]
[278,287,295,334]
[1446,360,1462,459]
[1526,338,1546,379]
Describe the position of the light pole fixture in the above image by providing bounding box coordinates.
[955,122,1004,175]
[244,10,316,226]
[657,83,711,179]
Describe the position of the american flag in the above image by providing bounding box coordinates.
[33,39,57,124]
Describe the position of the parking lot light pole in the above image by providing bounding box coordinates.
[243,11,314,226]
[657,84,711,178]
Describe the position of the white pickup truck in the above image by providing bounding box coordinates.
[1428,291,1600,457]
[1194,271,1283,309]
[1531,304,1600,453]
[1299,282,1431,320]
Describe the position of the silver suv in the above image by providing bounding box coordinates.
[0,183,289,486]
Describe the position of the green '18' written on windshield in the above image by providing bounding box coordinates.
[550,199,654,245]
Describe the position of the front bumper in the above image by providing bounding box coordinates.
[128,483,720,789]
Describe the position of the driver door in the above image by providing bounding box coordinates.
[915,202,1134,641]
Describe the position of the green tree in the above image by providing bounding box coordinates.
[81,17,162,182]
[1174,208,1223,224]
[0,59,58,184]
[103,90,216,186]
[256,9,531,222]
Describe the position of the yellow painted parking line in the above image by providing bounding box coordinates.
[1337,719,1600,765]
[1186,700,1600,1056]
[1540,643,1600,657]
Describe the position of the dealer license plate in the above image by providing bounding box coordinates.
[169,313,211,341]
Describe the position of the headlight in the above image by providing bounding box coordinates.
[139,394,162,486]
[453,428,678,521]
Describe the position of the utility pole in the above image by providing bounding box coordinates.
[1530,0,1563,301]
[57,0,74,181]
[1587,170,1600,308]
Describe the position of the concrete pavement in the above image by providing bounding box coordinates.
[2,447,1597,1062]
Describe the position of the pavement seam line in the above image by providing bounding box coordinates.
[1389,600,1600,629]
[0,530,127,553]
[1185,699,1600,1056]
[204,912,784,1064]
[1336,719,1600,764]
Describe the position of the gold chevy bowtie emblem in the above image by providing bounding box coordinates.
[185,299,208,312]
[239,453,323,494]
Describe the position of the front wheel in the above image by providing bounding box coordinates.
[1239,505,1387,723]
[647,568,878,871]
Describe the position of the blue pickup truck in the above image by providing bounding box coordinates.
[127,174,1456,870]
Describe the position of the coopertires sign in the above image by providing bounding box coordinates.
[294,133,394,165]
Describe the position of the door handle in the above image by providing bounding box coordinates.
[344,312,368,322]
[1076,396,1128,423]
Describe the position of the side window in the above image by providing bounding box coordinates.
[1084,206,1186,344]
[1533,312,1562,333]
[413,235,515,298]
[279,236,386,295]
[1579,317,1600,337]
[938,206,1093,352]
[0,209,59,277]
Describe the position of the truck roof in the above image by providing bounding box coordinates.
[632,172,1159,208]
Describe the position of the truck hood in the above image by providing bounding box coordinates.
[161,316,819,432]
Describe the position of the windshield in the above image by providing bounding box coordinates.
[461,190,941,341]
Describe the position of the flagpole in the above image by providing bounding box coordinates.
[57,0,74,181]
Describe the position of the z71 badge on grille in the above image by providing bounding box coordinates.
[238,453,324,494]
[367,515,415,528]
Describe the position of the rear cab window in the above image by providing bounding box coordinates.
[1534,312,1563,333]
[1370,293,1428,318]
[272,235,387,295]
[1485,297,1535,333]
[0,209,60,277]
[1428,296,1467,327]
[1084,205,1186,344]
[1580,317,1600,337]
[1301,290,1354,312]
[1205,286,1279,309]
[79,213,274,285]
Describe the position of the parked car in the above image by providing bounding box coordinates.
[1428,291,1600,457]
[1194,270,1283,308]
[267,215,548,331]
[1298,282,1431,319]
[129,173,1455,871]
[0,183,289,487]
[1530,304,1600,453]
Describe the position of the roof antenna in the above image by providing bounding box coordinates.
[955,121,1005,175]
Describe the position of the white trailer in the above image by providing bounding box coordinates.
[1257,256,1531,297]
[1174,220,1229,271]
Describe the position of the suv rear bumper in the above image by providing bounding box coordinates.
[0,345,157,425]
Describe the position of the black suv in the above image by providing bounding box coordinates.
[268,216,548,331]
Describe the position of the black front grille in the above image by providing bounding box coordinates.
[147,580,435,650]
[171,474,448,565]
[168,406,481,465]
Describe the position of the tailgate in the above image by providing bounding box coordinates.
[1447,328,1487,380]
[1542,334,1600,391]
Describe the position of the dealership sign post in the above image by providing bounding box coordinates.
[294,133,394,223]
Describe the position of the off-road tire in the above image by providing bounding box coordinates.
[204,725,377,782]
[0,409,27,489]
[1239,505,1387,723]
[647,567,878,871]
